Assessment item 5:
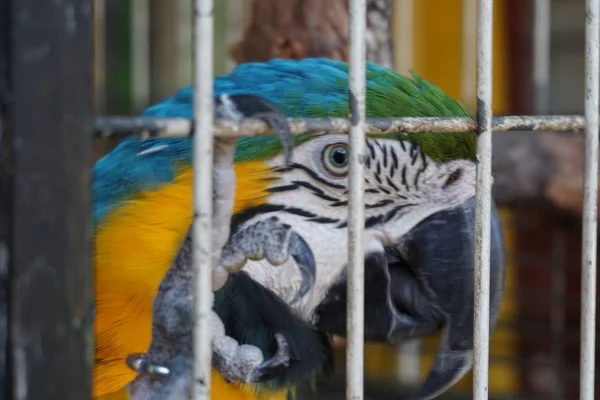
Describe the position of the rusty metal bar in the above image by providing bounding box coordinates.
[346,0,367,398]
[580,0,599,398]
[473,0,494,398]
[191,0,214,399]
[94,115,587,138]
[1,0,94,398]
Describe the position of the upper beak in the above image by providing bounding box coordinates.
[315,196,506,400]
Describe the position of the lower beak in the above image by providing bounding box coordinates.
[315,196,506,400]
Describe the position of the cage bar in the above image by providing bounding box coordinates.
[580,0,599,398]
[191,0,215,399]
[462,0,477,109]
[393,2,420,383]
[1,0,93,398]
[94,114,588,138]
[394,0,414,75]
[533,0,551,114]
[346,0,367,399]
[473,0,494,399]
[131,0,151,112]
[93,0,107,114]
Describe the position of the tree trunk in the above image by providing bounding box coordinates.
[230,0,394,69]
[231,0,592,216]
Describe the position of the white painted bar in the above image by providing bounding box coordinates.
[130,0,150,112]
[533,0,551,114]
[176,0,193,88]
[192,0,214,399]
[580,0,599,398]
[346,0,367,398]
[394,0,414,75]
[462,0,477,109]
[473,0,494,399]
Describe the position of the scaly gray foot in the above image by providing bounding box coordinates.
[220,216,316,303]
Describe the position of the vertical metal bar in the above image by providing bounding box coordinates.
[176,0,193,87]
[580,0,599,398]
[533,0,551,114]
[192,0,214,398]
[150,1,191,103]
[462,0,477,110]
[93,0,106,114]
[347,0,367,398]
[394,0,414,75]
[2,0,93,398]
[396,339,421,385]
[0,0,12,393]
[393,2,418,381]
[392,0,416,382]
[226,0,251,72]
[473,0,494,399]
[131,0,150,113]
[550,231,566,400]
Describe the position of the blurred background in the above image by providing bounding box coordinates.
[92,1,595,398]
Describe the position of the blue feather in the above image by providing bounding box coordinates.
[94,58,353,225]
[93,58,469,225]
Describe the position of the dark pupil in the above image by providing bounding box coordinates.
[331,147,348,167]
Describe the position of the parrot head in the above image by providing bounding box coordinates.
[141,58,506,399]
[234,128,505,400]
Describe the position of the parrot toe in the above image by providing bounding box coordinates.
[212,311,291,384]
[215,93,294,164]
[247,333,291,382]
[126,353,171,378]
[220,216,316,303]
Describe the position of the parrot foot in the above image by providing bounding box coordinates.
[219,216,316,303]
[127,280,292,397]
[215,93,294,164]
[211,93,295,292]
[212,310,290,383]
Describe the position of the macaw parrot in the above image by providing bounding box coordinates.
[93,58,506,400]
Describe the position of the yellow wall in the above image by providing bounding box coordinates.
[364,0,520,396]
[410,0,510,115]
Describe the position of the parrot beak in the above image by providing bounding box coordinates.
[314,196,506,400]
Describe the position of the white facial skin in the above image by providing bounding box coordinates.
[238,133,477,322]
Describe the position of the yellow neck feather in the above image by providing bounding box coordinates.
[93,160,276,397]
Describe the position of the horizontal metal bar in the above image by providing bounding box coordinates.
[94,115,587,138]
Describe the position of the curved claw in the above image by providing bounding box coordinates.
[247,333,291,383]
[220,217,316,303]
[255,111,293,165]
[126,353,171,378]
[288,232,316,304]
[215,93,294,164]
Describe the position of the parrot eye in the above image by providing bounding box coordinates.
[322,143,349,177]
